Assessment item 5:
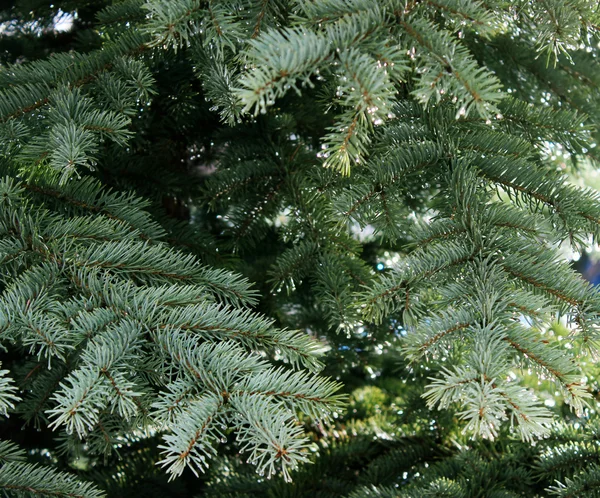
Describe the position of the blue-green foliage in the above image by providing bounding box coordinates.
[1,0,600,496]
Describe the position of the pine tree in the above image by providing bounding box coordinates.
[1,0,600,496]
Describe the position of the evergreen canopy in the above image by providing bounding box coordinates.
[1,0,600,496]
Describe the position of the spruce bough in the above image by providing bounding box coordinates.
[1,0,600,496]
